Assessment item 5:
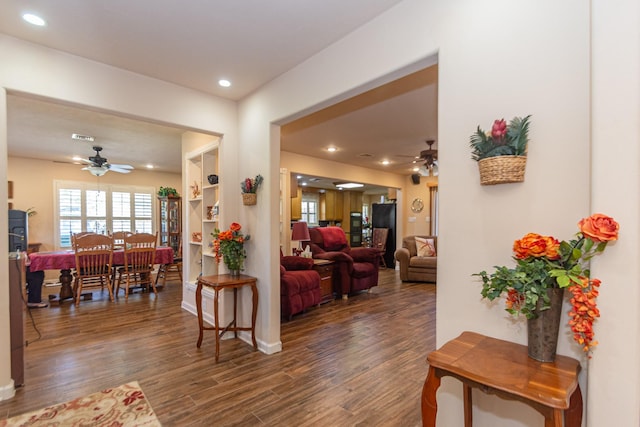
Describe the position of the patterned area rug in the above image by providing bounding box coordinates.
[0,381,161,427]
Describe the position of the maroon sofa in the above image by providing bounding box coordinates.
[280,255,321,320]
[308,226,379,298]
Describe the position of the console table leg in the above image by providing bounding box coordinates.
[214,288,221,362]
[421,366,441,427]
[463,383,473,427]
[545,410,563,427]
[196,283,204,348]
[565,385,583,427]
[233,288,238,338]
[251,283,258,350]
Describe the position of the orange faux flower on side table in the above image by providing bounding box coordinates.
[211,222,250,276]
[475,213,620,361]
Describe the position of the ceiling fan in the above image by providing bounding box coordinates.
[80,146,134,176]
[398,140,438,177]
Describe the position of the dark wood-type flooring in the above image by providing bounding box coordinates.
[1,269,436,426]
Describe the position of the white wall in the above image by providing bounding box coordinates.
[590,0,640,424]
[1,1,638,424]
[241,0,639,425]
[0,34,239,399]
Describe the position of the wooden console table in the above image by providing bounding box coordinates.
[196,274,258,362]
[421,331,582,427]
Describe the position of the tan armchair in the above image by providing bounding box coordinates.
[394,235,437,283]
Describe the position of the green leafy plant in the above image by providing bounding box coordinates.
[474,214,619,356]
[157,186,179,197]
[470,115,532,161]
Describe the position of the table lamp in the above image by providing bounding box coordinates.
[291,221,310,256]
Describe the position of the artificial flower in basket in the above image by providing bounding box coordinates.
[470,115,531,185]
[240,174,263,205]
[474,213,619,359]
[211,222,250,274]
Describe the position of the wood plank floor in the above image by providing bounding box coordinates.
[0,269,436,426]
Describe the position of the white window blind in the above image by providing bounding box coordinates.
[55,181,156,248]
[301,193,319,226]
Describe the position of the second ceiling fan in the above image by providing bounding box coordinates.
[80,146,134,176]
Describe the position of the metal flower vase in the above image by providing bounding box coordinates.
[223,255,243,278]
[527,287,564,362]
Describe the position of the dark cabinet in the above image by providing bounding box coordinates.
[158,196,181,254]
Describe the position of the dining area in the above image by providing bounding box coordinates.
[27,232,174,307]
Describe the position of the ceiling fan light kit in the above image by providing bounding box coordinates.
[85,165,108,177]
[80,146,134,176]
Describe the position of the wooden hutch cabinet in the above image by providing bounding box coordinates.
[158,195,181,254]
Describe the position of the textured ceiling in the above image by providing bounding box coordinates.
[3,1,437,182]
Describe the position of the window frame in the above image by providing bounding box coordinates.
[54,180,156,249]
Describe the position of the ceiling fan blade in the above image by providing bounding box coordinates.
[109,163,134,170]
[109,164,133,173]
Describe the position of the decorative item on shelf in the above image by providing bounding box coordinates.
[474,213,619,361]
[206,206,213,220]
[212,222,250,276]
[241,174,263,206]
[207,174,219,185]
[191,232,202,243]
[213,201,219,220]
[470,115,531,185]
[291,221,310,256]
[190,181,201,199]
[157,186,179,197]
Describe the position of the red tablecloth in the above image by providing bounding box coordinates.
[28,247,174,272]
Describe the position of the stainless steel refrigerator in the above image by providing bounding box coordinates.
[371,203,396,268]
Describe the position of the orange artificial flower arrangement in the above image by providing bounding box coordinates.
[211,222,250,272]
[475,214,619,356]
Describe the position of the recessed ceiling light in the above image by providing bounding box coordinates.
[381,160,390,165]
[412,167,420,172]
[301,182,308,186]
[146,164,154,169]
[23,13,46,26]
[327,147,337,153]
[218,79,231,87]
[72,156,83,162]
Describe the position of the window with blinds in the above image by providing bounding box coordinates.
[55,181,155,248]
[301,193,319,226]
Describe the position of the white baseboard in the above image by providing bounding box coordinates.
[0,379,15,401]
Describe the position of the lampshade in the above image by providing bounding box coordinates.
[291,221,310,241]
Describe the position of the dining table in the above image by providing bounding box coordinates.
[28,247,174,305]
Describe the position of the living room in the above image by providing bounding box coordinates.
[0,1,637,426]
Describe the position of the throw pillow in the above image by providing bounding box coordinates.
[415,237,436,257]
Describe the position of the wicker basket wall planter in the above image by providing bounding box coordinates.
[478,155,527,185]
[242,193,257,206]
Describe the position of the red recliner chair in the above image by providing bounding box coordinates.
[308,226,379,299]
[280,254,321,320]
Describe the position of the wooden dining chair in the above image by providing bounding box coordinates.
[111,231,133,250]
[72,233,115,306]
[155,239,182,286]
[71,231,97,245]
[116,232,158,299]
[372,227,389,268]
